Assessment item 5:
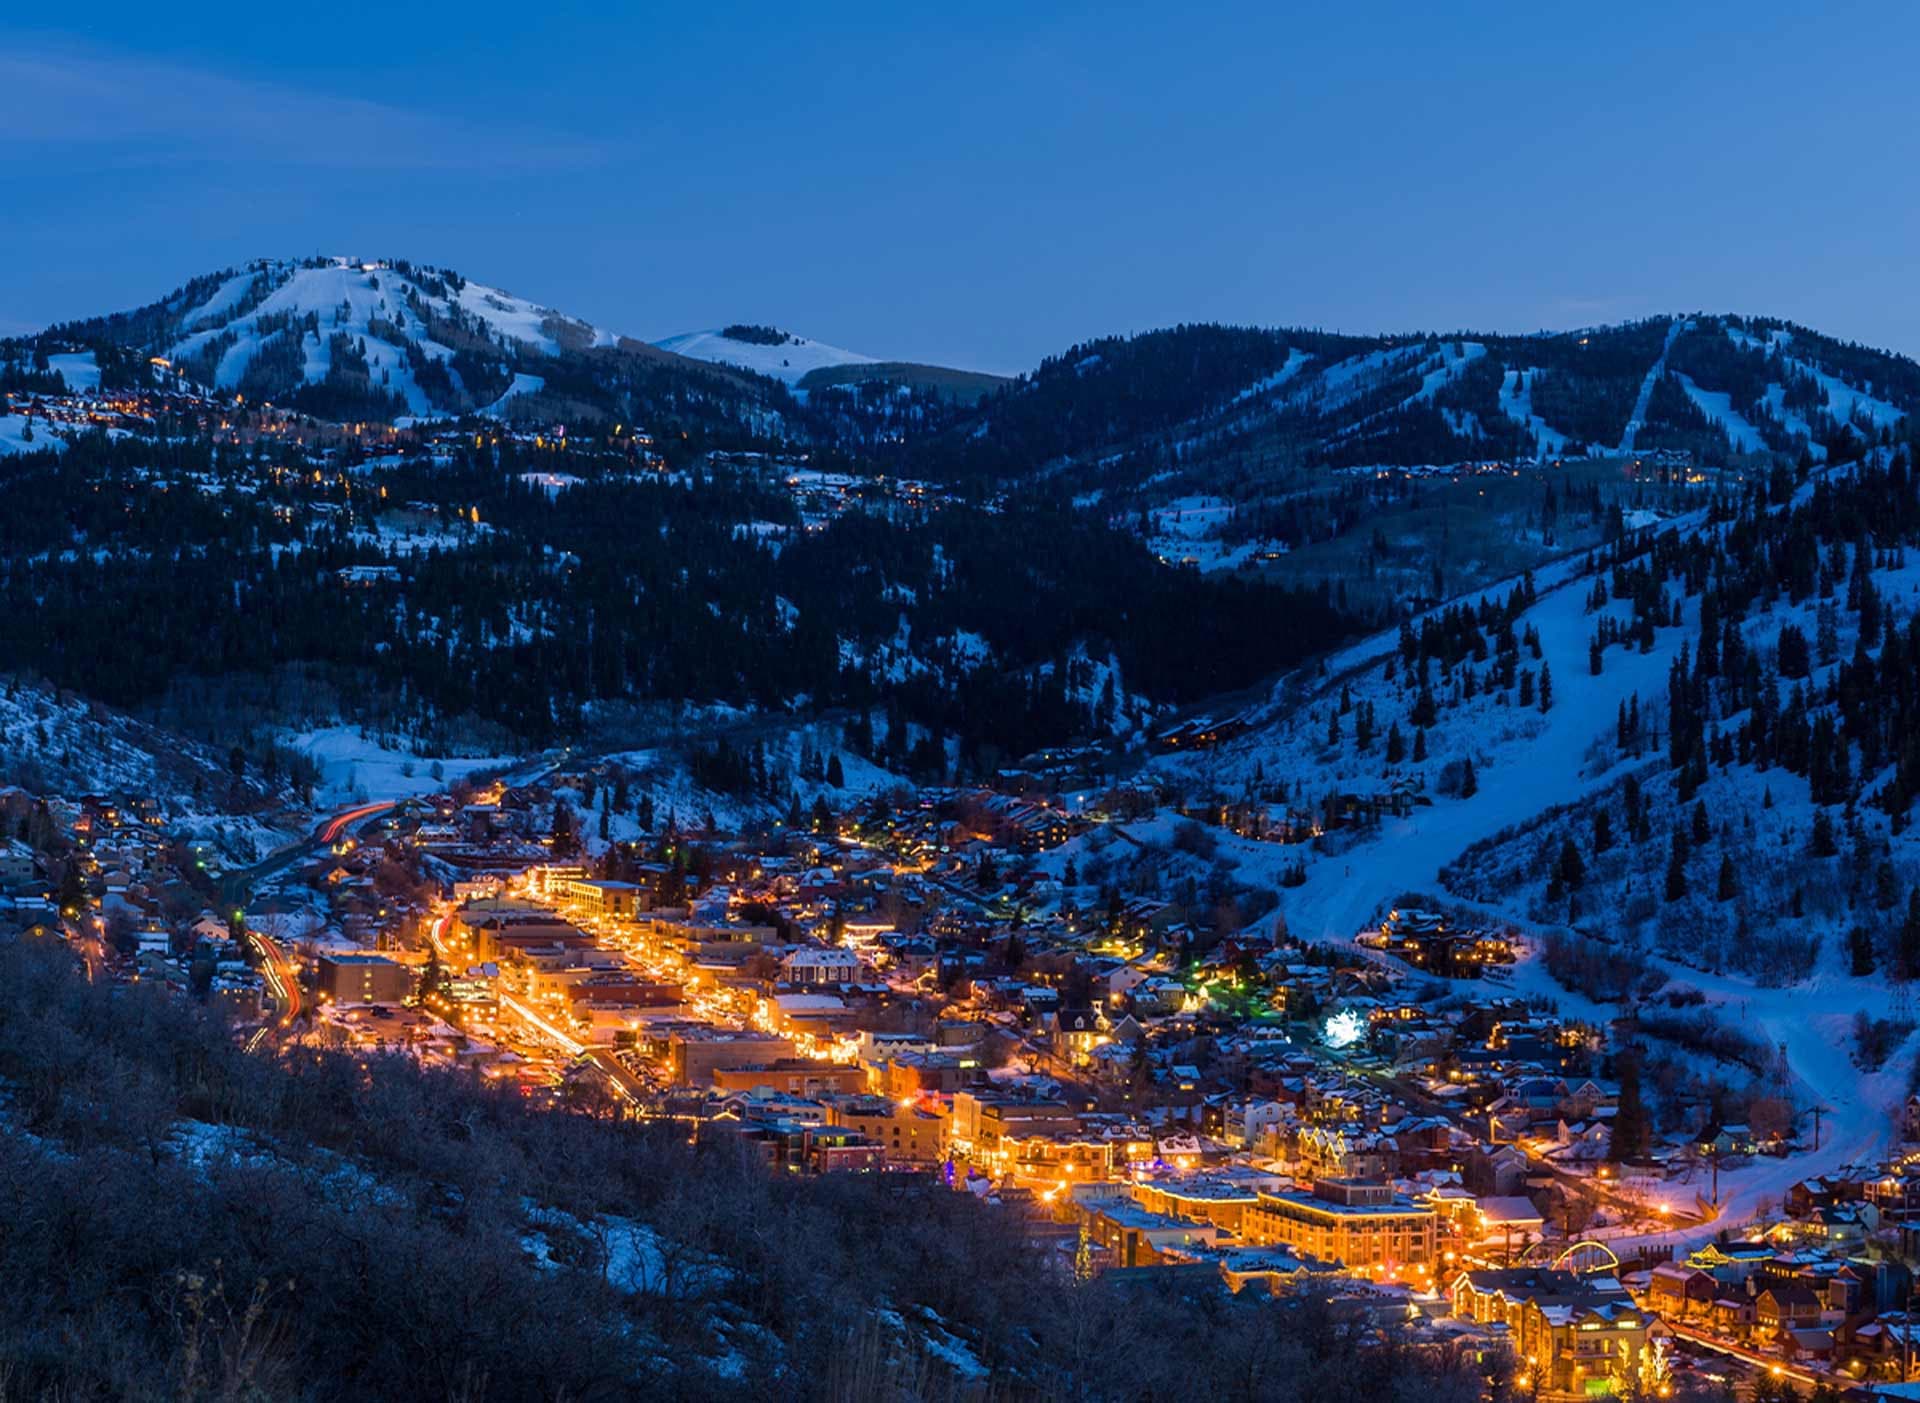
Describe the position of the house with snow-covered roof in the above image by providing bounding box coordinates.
[780,945,862,985]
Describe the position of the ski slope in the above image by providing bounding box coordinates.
[1498,368,1571,456]
[1673,372,1766,453]
[164,258,612,416]
[654,328,875,384]
[1619,318,1686,452]
[1153,459,1916,1241]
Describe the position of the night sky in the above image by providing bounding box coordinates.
[4,0,1916,372]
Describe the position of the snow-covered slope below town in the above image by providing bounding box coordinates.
[653,327,875,385]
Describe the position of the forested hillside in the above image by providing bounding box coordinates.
[0,430,1357,764]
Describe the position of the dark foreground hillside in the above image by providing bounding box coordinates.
[0,935,1485,1403]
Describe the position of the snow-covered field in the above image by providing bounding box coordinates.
[47,350,100,393]
[281,726,516,805]
[1144,495,1269,572]
[0,414,50,455]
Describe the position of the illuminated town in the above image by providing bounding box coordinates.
[11,740,1920,1399]
[6,12,1920,1395]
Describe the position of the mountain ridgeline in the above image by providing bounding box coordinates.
[12,258,1916,484]
[3,257,1917,767]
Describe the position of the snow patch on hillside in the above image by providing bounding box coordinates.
[47,351,100,393]
[1729,325,1907,440]
[655,329,875,385]
[1411,341,1486,401]
[280,727,515,806]
[483,372,545,417]
[0,415,54,456]
[1231,348,1314,404]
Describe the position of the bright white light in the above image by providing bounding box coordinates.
[1324,1009,1365,1050]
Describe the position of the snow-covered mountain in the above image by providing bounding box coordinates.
[653,326,876,385]
[176,257,619,363]
[38,256,801,432]
[916,315,1920,494]
[111,257,621,418]
[16,263,1917,480]
[1138,444,1920,1200]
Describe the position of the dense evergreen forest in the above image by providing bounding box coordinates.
[829,314,1912,489]
[0,432,1359,762]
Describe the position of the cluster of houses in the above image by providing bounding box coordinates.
[1647,1238,1920,1378]
[34,753,1920,1396]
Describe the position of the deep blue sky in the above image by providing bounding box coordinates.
[3,1,1916,373]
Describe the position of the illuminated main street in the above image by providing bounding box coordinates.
[27,755,1920,1399]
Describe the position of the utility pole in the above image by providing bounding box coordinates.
[1907,1287,1916,1384]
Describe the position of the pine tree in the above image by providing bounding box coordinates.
[1556,836,1585,891]
[1538,660,1553,713]
[1849,925,1876,976]
[1901,891,1920,981]
[1810,810,1837,858]
[1716,854,1736,902]
[1610,1054,1649,1160]
[825,753,844,788]
[549,801,580,858]
[55,859,87,917]
[418,947,447,1004]
[1665,832,1689,901]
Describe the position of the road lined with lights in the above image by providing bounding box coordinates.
[1662,1321,1823,1392]
[318,801,396,845]
[497,991,586,1057]
[252,928,302,1024]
